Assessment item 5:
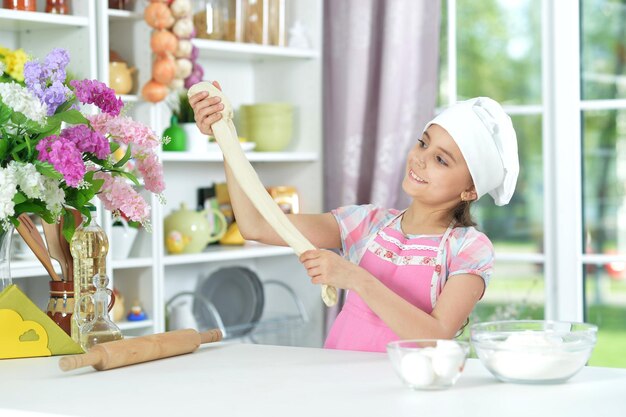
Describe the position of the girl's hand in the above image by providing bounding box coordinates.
[299,249,363,291]
[188,80,224,136]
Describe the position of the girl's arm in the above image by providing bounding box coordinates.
[188,84,342,250]
[357,272,484,339]
[301,249,484,339]
[223,161,342,249]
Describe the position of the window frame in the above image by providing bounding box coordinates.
[443,0,616,321]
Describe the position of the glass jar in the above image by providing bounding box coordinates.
[3,0,36,11]
[45,0,70,14]
[267,0,285,46]
[193,0,235,41]
[108,0,132,10]
[242,0,264,44]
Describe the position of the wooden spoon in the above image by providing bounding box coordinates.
[16,213,62,282]
[41,219,69,281]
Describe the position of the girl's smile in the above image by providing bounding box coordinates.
[408,169,428,184]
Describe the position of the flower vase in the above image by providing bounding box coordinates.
[0,225,14,294]
[111,218,138,259]
[46,280,74,336]
[163,115,187,152]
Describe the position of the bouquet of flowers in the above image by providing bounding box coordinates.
[0,47,165,240]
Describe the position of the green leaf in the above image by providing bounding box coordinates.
[83,170,95,182]
[0,138,7,161]
[109,142,120,153]
[0,103,11,124]
[34,161,63,180]
[24,119,49,133]
[62,210,76,242]
[10,111,27,125]
[55,109,88,125]
[54,99,75,115]
[116,170,140,186]
[113,144,132,168]
[91,178,105,193]
[39,211,55,225]
[14,201,46,216]
[12,191,27,205]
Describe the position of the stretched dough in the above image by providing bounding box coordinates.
[188,82,338,307]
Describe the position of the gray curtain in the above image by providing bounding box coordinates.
[322,0,442,335]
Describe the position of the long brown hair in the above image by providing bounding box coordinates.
[451,200,476,227]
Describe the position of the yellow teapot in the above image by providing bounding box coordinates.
[164,203,227,254]
[109,61,136,95]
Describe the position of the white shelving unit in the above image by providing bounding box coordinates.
[0,1,97,311]
[191,38,320,60]
[3,0,324,347]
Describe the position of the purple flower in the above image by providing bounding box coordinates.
[36,135,85,187]
[44,48,70,83]
[70,79,123,117]
[60,124,110,160]
[40,80,71,116]
[23,61,46,93]
[24,48,71,115]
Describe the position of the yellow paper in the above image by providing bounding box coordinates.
[0,285,83,359]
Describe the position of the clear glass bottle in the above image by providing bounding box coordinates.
[70,207,109,343]
[77,274,122,350]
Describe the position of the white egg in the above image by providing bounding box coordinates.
[431,341,465,381]
[400,352,435,387]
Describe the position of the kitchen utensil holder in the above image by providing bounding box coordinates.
[246,279,308,345]
[165,280,307,342]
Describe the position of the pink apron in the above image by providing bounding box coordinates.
[324,214,455,352]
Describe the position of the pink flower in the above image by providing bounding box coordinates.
[93,171,151,223]
[36,135,85,187]
[88,114,160,150]
[60,124,110,159]
[70,79,123,116]
[136,152,165,194]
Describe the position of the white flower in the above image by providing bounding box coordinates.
[0,61,5,76]
[0,167,18,221]
[0,162,65,222]
[41,177,65,217]
[0,82,48,124]
[9,161,45,201]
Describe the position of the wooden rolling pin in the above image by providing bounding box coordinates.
[59,329,222,372]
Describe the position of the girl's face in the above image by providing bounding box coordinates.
[402,124,476,207]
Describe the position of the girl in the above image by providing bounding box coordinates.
[190,83,519,352]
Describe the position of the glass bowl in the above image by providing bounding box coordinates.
[470,320,598,384]
[386,339,470,390]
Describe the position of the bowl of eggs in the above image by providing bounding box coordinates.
[470,320,597,384]
[386,339,470,390]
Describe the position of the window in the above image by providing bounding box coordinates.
[581,0,626,368]
[443,0,626,367]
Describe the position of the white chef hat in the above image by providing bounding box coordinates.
[423,97,519,206]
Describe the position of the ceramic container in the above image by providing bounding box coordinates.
[109,61,136,95]
[164,202,227,254]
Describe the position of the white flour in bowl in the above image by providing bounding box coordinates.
[481,331,592,381]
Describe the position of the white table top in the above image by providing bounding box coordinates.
[1,342,625,417]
